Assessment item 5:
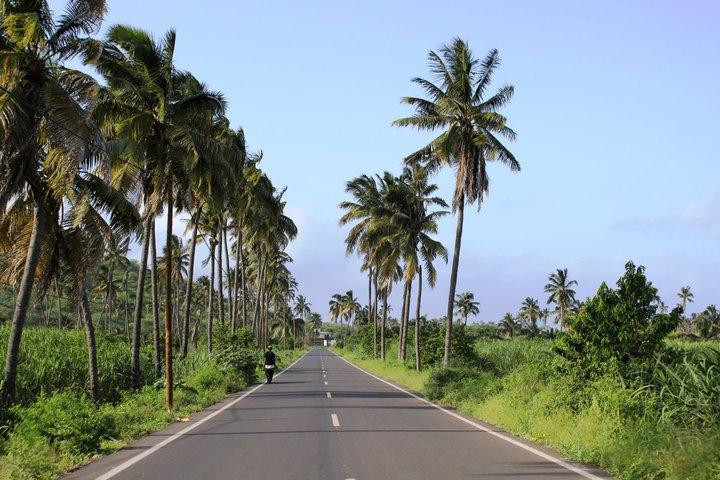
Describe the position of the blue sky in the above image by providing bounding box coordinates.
[53,0,720,322]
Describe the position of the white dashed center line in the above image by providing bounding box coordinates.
[331,413,340,427]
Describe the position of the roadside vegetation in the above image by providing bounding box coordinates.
[334,264,720,480]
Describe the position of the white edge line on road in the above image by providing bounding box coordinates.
[335,353,605,480]
[326,392,332,398]
[331,413,340,427]
[95,351,310,480]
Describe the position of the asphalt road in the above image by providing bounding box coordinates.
[66,347,611,480]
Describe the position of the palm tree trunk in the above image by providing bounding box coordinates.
[207,241,216,353]
[181,219,198,358]
[443,196,465,367]
[217,231,225,326]
[130,216,152,390]
[123,267,130,341]
[381,289,388,361]
[373,272,378,358]
[106,260,115,331]
[223,223,233,332]
[237,230,247,328]
[81,288,99,401]
[150,223,161,378]
[400,279,412,362]
[2,199,47,403]
[398,281,408,361]
[164,185,174,411]
[55,279,63,329]
[414,268,422,371]
[367,267,372,325]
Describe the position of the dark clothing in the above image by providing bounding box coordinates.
[264,350,276,367]
[264,350,276,383]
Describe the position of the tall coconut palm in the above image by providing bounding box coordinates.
[394,39,519,366]
[85,26,225,409]
[294,295,312,320]
[308,312,323,332]
[0,0,109,403]
[678,286,694,316]
[519,297,541,337]
[544,268,577,330]
[500,313,518,338]
[329,293,343,324]
[454,292,480,325]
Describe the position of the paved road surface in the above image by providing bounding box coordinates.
[67,347,610,480]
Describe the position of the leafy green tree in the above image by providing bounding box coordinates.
[555,262,683,380]
[394,39,519,366]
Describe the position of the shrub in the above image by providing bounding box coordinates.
[9,392,112,455]
[425,367,496,404]
[213,347,258,384]
[555,262,682,380]
[423,322,479,367]
[344,324,376,356]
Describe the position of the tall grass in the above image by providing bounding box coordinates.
[0,326,155,405]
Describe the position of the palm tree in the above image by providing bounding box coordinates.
[86,25,225,409]
[308,312,323,332]
[329,293,343,324]
[540,308,551,331]
[544,268,578,330]
[0,0,109,403]
[454,292,480,325]
[341,290,361,325]
[499,313,518,338]
[394,39,519,366]
[519,297,541,337]
[294,295,312,320]
[678,286,694,316]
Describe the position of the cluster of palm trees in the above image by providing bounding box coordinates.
[0,0,299,409]
[499,268,578,337]
[337,38,519,367]
[338,165,448,370]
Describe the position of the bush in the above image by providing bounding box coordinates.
[344,324,376,356]
[9,392,112,455]
[555,262,682,380]
[425,367,497,404]
[213,347,258,384]
[422,322,479,367]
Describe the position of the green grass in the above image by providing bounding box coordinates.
[335,338,720,480]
